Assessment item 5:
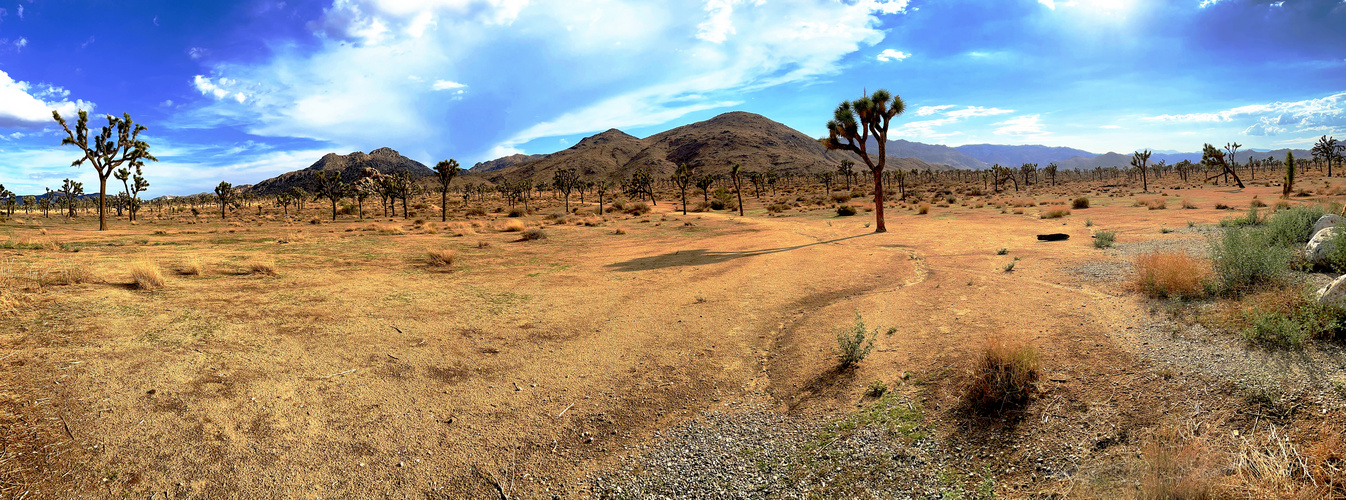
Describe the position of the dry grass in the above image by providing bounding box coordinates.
[502,219,527,232]
[1039,206,1071,219]
[1136,198,1168,210]
[1133,252,1211,299]
[520,228,547,241]
[963,332,1040,414]
[917,203,931,215]
[426,249,457,267]
[446,222,476,236]
[1182,199,1199,209]
[51,262,97,286]
[246,262,278,276]
[130,262,166,290]
[179,258,205,276]
[1072,197,1090,209]
[1137,424,1224,500]
[370,223,404,235]
[1231,423,1346,498]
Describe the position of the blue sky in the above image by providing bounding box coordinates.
[0,0,1343,195]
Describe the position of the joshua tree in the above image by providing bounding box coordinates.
[286,186,308,214]
[1044,162,1059,186]
[434,159,461,222]
[1223,142,1241,184]
[838,160,855,190]
[215,181,236,220]
[114,167,149,222]
[0,185,12,216]
[382,172,414,218]
[22,196,35,214]
[626,168,655,205]
[1201,144,1244,188]
[60,179,84,217]
[1283,151,1296,199]
[1313,135,1341,178]
[553,167,579,214]
[1019,163,1037,187]
[52,110,157,230]
[672,164,693,215]
[1131,149,1152,192]
[730,164,745,216]
[695,174,717,208]
[312,170,349,221]
[277,193,294,215]
[822,88,906,233]
[594,179,610,216]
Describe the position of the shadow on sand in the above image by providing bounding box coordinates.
[604,232,876,272]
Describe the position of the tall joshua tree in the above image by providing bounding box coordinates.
[1313,135,1341,178]
[1131,149,1152,192]
[53,110,157,230]
[434,159,460,222]
[672,163,693,215]
[215,181,236,220]
[1283,151,1295,199]
[312,170,349,221]
[553,167,579,214]
[1201,144,1244,188]
[731,164,745,216]
[822,89,905,233]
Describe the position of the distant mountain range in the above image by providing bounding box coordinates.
[247,147,434,195]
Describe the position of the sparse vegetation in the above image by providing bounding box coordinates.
[964,333,1040,414]
[426,249,457,267]
[835,312,878,368]
[1094,230,1116,249]
[521,228,547,241]
[1039,206,1069,219]
[129,262,166,290]
[835,204,858,216]
[247,262,278,276]
[1071,197,1089,209]
[1133,252,1209,299]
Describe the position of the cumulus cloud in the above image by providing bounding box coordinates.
[1143,92,1346,137]
[876,49,908,62]
[0,70,94,129]
[892,105,1016,138]
[431,80,465,90]
[915,105,955,116]
[993,115,1048,137]
[696,0,737,43]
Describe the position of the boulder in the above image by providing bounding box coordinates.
[1306,227,1339,266]
[1036,233,1070,241]
[1317,274,1346,306]
[1312,214,1343,239]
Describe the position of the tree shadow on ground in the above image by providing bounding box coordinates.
[604,232,875,272]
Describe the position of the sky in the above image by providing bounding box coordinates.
[0,0,1343,196]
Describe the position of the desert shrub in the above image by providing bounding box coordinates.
[1039,206,1070,219]
[996,248,1008,255]
[447,222,476,236]
[767,202,789,213]
[964,333,1040,414]
[1250,199,1268,208]
[1146,198,1168,210]
[1003,261,1016,272]
[831,193,852,203]
[426,249,456,267]
[52,262,96,285]
[613,228,627,235]
[1240,287,1346,347]
[1214,202,1231,210]
[836,205,858,216]
[1094,230,1116,249]
[835,313,877,368]
[865,380,888,397]
[1071,197,1090,209]
[502,219,526,232]
[1137,426,1223,500]
[918,203,931,215]
[1208,227,1289,295]
[129,262,165,290]
[1261,205,1325,247]
[1133,252,1210,299]
[692,201,710,212]
[624,202,651,215]
[179,259,204,276]
[464,207,487,217]
[520,228,547,241]
[507,207,526,217]
[247,262,278,276]
[1181,199,1198,209]
[1220,206,1264,227]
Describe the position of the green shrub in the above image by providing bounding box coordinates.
[1261,205,1326,247]
[836,205,858,216]
[1071,197,1089,209]
[1241,288,1346,347]
[835,313,877,368]
[1219,206,1263,227]
[865,380,888,397]
[1094,230,1116,249]
[1208,227,1289,295]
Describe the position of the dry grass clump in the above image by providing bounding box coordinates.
[1072,197,1090,209]
[51,262,97,285]
[369,223,404,235]
[963,333,1040,414]
[129,262,166,290]
[446,222,476,236]
[1182,199,1199,209]
[520,228,547,241]
[179,258,205,276]
[1136,197,1168,210]
[246,262,278,276]
[917,203,931,215]
[501,219,526,232]
[1137,424,1224,500]
[1039,206,1070,219]
[1231,423,1346,498]
[1133,252,1211,299]
[426,249,456,267]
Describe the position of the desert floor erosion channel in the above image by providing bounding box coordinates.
[3,163,1346,498]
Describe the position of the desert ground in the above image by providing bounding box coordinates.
[2,174,1345,499]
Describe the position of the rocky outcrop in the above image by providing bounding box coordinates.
[247,148,434,195]
[1312,214,1343,240]
[1306,227,1340,266]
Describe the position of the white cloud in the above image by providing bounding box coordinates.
[1143,92,1346,137]
[188,47,209,60]
[0,70,94,129]
[876,49,908,62]
[993,115,1048,137]
[915,105,955,116]
[892,105,1017,139]
[14,37,27,51]
[1198,0,1223,7]
[16,4,22,19]
[431,79,466,90]
[946,106,1013,119]
[1100,124,1121,129]
[1038,0,1056,9]
[696,0,737,43]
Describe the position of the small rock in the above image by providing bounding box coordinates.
[1313,214,1343,238]
[1306,227,1339,265]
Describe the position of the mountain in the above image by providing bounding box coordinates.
[248,147,433,195]
[469,153,547,174]
[881,139,988,170]
[953,144,1095,167]
[475,112,943,182]
[1053,148,1312,171]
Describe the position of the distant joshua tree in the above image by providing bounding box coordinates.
[553,167,579,214]
[1283,151,1295,199]
[114,166,150,222]
[312,170,349,221]
[837,160,855,191]
[0,185,13,216]
[60,179,84,217]
[822,89,906,233]
[215,181,236,220]
[52,110,157,230]
[626,168,655,205]
[672,164,693,215]
[695,174,717,208]
[1201,144,1244,188]
[287,186,309,214]
[1131,149,1151,192]
[594,179,611,216]
[434,159,461,222]
[1044,162,1059,186]
[23,195,36,215]
[730,164,744,216]
[1313,135,1341,178]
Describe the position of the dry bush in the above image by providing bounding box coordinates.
[1250,199,1268,208]
[918,203,931,215]
[246,262,278,276]
[464,207,488,217]
[520,228,547,241]
[501,219,526,232]
[129,262,166,290]
[371,223,404,235]
[1071,197,1090,210]
[1040,206,1070,219]
[1137,424,1225,500]
[1182,199,1199,209]
[1231,423,1346,498]
[447,222,476,236]
[624,202,651,215]
[51,262,96,285]
[179,258,205,276]
[1137,198,1168,210]
[426,249,456,267]
[1133,252,1211,299]
[964,333,1040,414]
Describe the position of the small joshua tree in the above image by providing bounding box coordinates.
[822,88,906,233]
[730,164,744,216]
[595,179,610,216]
[672,163,693,215]
[836,312,878,368]
[1131,149,1151,192]
[52,110,157,230]
[434,159,460,222]
[1201,144,1244,188]
[312,170,349,221]
[553,167,579,213]
[215,181,236,220]
[60,179,84,217]
[695,174,716,208]
[114,167,149,222]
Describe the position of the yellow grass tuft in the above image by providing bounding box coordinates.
[502,219,526,232]
[130,262,166,290]
[179,258,205,276]
[1039,206,1070,219]
[426,249,456,267]
[1133,252,1210,299]
[246,262,278,276]
[964,332,1040,414]
[52,262,96,285]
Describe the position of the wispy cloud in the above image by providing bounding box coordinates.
[1143,92,1346,137]
[993,115,1047,137]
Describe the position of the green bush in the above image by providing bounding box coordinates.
[1208,227,1289,295]
[1093,230,1116,249]
[836,205,858,216]
[836,313,877,368]
[1219,206,1263,227]
[1071,197,1089,209]
[1241,288,1346,347]
[1261,205,1326,247]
